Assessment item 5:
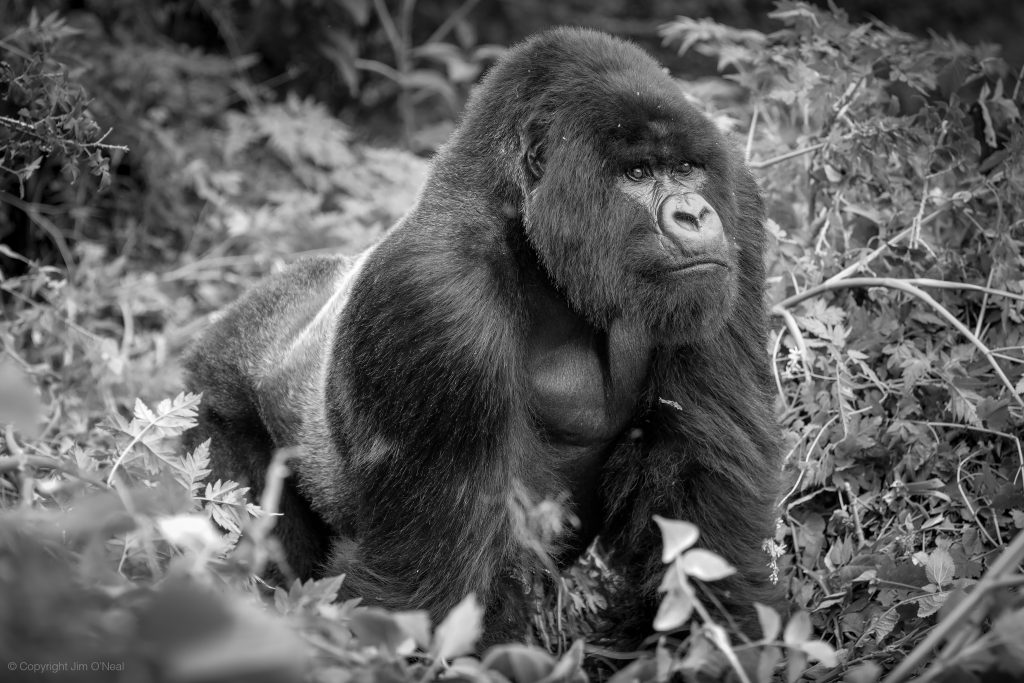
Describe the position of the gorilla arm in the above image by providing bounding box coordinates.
[306,225,550,639]
[600,324,785,638]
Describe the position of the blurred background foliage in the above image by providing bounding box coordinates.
[1,1,1023,681]
[2,0,1023,272]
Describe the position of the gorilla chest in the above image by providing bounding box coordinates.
[525,291,649,448]
[529,342,617,443]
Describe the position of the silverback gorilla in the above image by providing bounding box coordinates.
[184,27,784,643]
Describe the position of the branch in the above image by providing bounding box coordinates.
[748,143,825,170]
[822,202,949,285]
[426,0,483,45]
[775,277,1024,409]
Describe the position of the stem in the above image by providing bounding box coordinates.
[775,277,1024,409]
[425,0,482,44]
[749,143,825,170]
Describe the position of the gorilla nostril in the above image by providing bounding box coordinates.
[673,210,699,230]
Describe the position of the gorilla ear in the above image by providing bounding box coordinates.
[526,142,544,183]
[521,122,545,185]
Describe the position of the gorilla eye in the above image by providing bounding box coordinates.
[679,161,694,175]
[625,166,648,182]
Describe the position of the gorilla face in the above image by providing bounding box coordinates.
[521,85,743,346]
[615,161,739,345]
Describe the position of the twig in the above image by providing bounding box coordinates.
[0,426,106,487]
[0,115,128,153]
[928,420,1024,495]
[822,223,909,285]
[748,143,825,170]
[975,268,996,338]
[821,200,950,285]
[744,104,759,164]
[0,190,76,275]
[372,0,416,147]
[772,305,809,375]
[954,450,1000,547]
[901,278,1024,304]
[425,0,483,45]
[781,415,840,506]
[770,328,788,408]
[775,277,1024,409]
[843,481,866,547]
[909,179,930,247]
[354,57,403,83]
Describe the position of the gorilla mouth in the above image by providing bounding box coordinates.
[668,259,729,274]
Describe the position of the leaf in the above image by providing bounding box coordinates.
[156,514,223,554]
[916,591,946,618]
[179,439,212,496]
[799,640,838,666]
[924,548,955,587]
[393,611,432,650]
[482,644,556,683]
[274,575,348,615]
[133,398,157,423]
[337,0,370,25]
[756,602,782,641]
[207,500,242,535]
[869,609,898,643]
[653,588,694,632]
[782,610,812,645]
[433,593,483,660]
[349,608,425,655]
[545,639,585,683]
[758,646,782,682]
[844,662,883,683]
[678,548,737,581]
[653,516,699,562]
[607,658,657,683]
[401,70,458,111]
[786,649,808,683]
[993,608,1024,667]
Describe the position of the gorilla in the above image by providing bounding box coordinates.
[184,27,784,644]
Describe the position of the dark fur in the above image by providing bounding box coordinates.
[184,28,784,644]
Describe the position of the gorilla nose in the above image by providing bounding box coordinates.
[659,194,725,252]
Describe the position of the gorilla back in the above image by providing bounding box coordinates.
[184,27,784,644]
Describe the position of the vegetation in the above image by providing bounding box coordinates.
[1,2,1022,681]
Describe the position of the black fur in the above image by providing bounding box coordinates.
[184,27,784,645]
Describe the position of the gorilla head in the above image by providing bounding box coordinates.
[441,28,761,346]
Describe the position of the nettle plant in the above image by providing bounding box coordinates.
[663,0,1024,677]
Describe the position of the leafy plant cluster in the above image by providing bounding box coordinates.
[663,1,1024,680]
[76,0,505,151]
[0,11,122,196]
[1,2,1024,682]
